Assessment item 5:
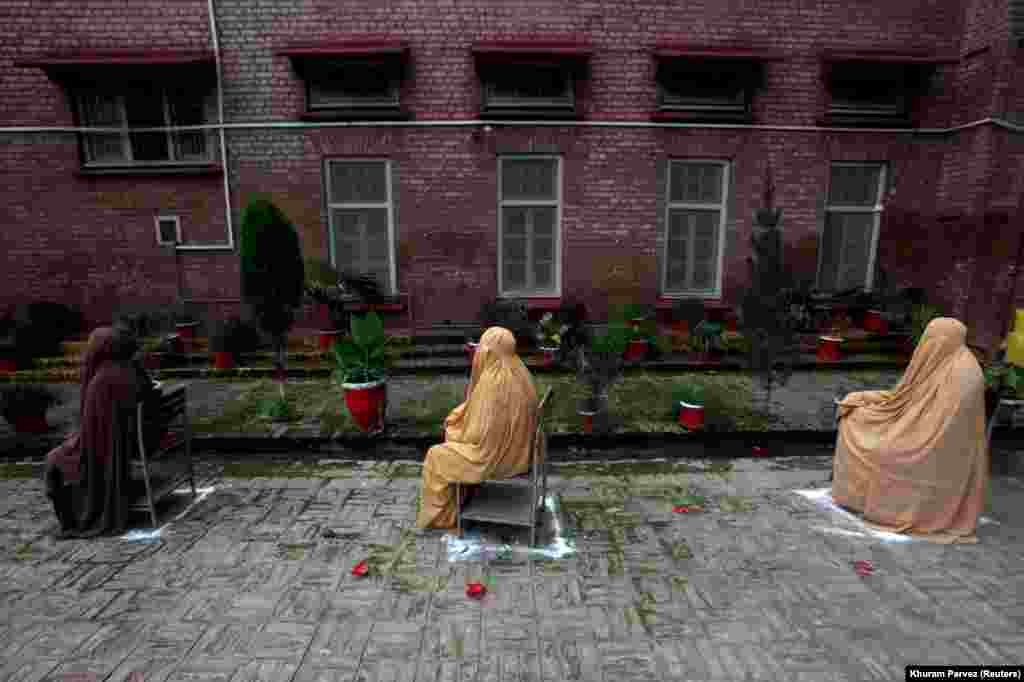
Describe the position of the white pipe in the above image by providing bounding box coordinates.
[0,115,1019,136]
[203,0,233,251]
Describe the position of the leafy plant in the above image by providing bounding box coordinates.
[672,382,705,409]
[536,312,568,347]
[478,299,534,348]
[259,396,299,422]
[333,311,400,385]
[719,331,750,355]
[0,384,60,421]
[691,320,724,354]
[240,196,305,398]
[910,304,944,346]
[573,322,631,409]
[985,363,1024,399]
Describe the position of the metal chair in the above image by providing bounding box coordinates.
[456,387,553,547]
[131,383,196,528]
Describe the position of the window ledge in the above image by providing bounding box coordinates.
[818,115,913,128]
[651,110,753,124]
[300,108,412,121]
[342,301,405,313]
[75,164,223,178]
[480,108,581,120]
[524,298,562,311]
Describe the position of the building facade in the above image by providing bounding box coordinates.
[3,0,1024,350]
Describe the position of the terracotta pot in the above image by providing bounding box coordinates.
[817,336,844,362]
[725,315,738,333]
[579,411,597,434]
[144,353,161,370]
[318,330,342,352]
[678,401,705,430]
[540,346,558,366]
[12,412,49,434]
[624,339,648,362]
[213,351,235,370]
[343,379,388,433]
[862,309,883,332]
[670,319,689,336]
[0,358,16,374]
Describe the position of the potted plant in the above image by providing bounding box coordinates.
[0,383,60,434]
[673,382,706,430]
[577,395,600,434]
[333,311,400,434]
[536,312,567,367]
[173,304,200,346]
[691,320,724,362]
[207,317,243,370]
[573,321,631,433]
[620,304,654,362]
[817,329,844,362]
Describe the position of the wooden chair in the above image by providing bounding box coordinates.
[456,387,553,547]
[131,383,196,527]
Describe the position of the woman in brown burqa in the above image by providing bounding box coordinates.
[417,326,538,529]
[45,325,158,538]
[832,317,989,543]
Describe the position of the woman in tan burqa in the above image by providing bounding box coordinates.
[417,326,538,529]
[832,317,989,543]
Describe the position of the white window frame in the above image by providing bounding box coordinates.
[76,89,210,167]
[497,155,562,297]
[661,159,730,298]
[155,215,182,246]
[324,158,397,295]
[816,162,887,293]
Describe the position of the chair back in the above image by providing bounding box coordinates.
[136,384,187,455]
[531,387,553,482]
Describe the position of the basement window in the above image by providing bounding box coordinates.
[473,40,591,119]
[155,215,182,246]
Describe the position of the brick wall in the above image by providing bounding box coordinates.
[2,0,1022,350]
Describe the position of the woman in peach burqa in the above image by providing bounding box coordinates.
[832,317,989,543]
[417,326,538,529]
[45,325,159,538]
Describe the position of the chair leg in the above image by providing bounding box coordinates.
[456,483,462,538]
[139,450,158,529]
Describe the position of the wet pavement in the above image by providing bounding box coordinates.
[2,455,1023,681]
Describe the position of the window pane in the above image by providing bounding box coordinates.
[665,264,687,291]
[666,210,691,284]
[167,89,207,161]
[488,65,570,104]
[533,261,553,290]
[501,159,557,201]
[504,207,527,237]
[532,207,555,236]
[366,262,391,291]
[836,212,874,291]
[309,60,398,108]
[125,86,169,161]
[670,163,723,203]
[504,236,526,261]
[329,161,388,203]
[79,93,125,163]
[661,64,745,110]
[692,262,715,290]
[818,213,842,292]
[533,236,553,262]
[504,261,526,291]
[828,165,882,206]
[693,210,719,261]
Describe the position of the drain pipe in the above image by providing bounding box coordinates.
[185,0,234,252]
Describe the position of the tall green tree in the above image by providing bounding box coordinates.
[239,196,305,399]
[741,164,799,415]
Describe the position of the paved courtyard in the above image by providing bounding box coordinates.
[2,455,1023,681]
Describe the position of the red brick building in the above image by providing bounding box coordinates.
[3,0,1024,350]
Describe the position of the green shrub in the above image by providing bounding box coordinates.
[2,302,85,362]
[240,197,305,339]
[672,383,705,411]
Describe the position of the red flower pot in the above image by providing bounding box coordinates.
[725,315,738,333]
[175,322,198,340]
[12,413,49,434]
[466,582,487,599]
[624,339,648,362]
[318,330,342,352]
[862,310,883,332]
[540,346,558,366]
[817,336,844,362]
[343,379,387,433]
[213,351,235,370]
[0,358,16,374]
[579,411,596,434]
[678,401,705,430]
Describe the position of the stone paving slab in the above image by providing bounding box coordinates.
[1,457,1023,681]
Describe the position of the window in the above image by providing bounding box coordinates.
[663,161,729,296]
[499,157,561,296]
[483,63,574,113]
[817,163,886,293]
[325,160,395,294]
[76,85,209,166]
[155,215,181,245]
[827,64,909,122]
[306,58,401,111]
[656,61,751,117]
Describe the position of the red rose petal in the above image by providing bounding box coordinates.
[352,561,369,577]
[466,582,487,599]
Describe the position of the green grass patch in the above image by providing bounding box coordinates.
[717,495,756,513]
[0,463,38,479]
[220,461,355,478]
[13,542,33,561]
